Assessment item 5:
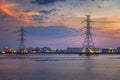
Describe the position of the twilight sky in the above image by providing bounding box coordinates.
[0,0,120,49]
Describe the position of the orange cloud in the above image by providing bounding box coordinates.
[0,0,40,24]
[0,3,19,18]
[92,17,120,39]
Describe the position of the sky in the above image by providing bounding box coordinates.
[0,0,120,50]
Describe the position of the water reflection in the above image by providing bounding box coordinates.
[0,54,120,80]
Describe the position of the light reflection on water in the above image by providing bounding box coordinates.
[0,54,120,80]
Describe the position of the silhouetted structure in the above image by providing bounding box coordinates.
[18,27,26,49]
[83,15,95,53]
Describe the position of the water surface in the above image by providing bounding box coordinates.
[0,54,120,80]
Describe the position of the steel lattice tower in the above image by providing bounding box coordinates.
[83,15,95,50]
[18,27,25,49]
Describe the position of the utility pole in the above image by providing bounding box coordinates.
[83,15,95,53]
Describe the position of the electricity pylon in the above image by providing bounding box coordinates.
[83,15,95,53]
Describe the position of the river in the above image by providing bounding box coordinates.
[0,54,120,80]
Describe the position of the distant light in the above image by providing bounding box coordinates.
[2,51,5,54]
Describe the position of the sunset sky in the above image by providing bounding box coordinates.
[0,0,120,50]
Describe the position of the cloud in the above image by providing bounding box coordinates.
[92,17,120,39]
[32,16,85,29]
[0,0,40,24]
[98,0,110,8]
[77,0,111,9]
[25,26,81,39]
[31,0,66,5]
[39,9,60,14]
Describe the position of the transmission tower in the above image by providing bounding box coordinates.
[83,15,95,51]
[18,27,26,49]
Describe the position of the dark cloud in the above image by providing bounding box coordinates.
[0,11,8,21]
[25,26,80,39]
[91,0,108,1]
[31,0,66,5]
[31,9,60,22]
[78,0,109,2]
[52,13,59,16]
[4,29,9,32]
[31,14,48,23]
[0,16,6,21]
[39,9,60,14]
[0,27,10,32]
